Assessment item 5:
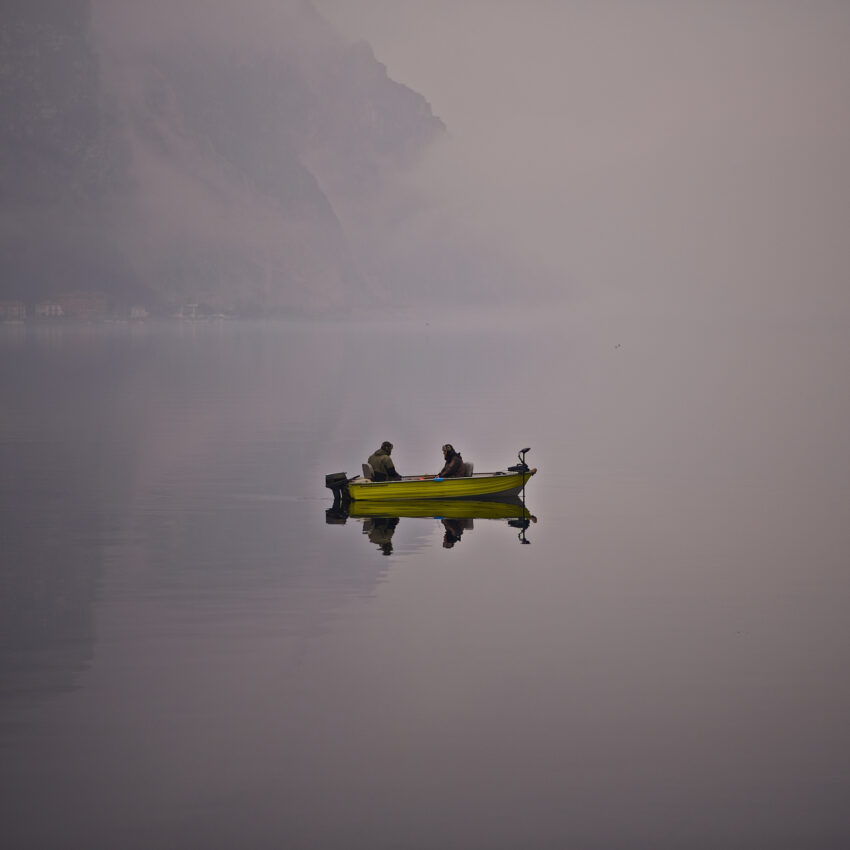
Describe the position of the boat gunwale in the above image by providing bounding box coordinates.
[346,468,536,501]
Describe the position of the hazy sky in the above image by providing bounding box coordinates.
[316,1,850,320]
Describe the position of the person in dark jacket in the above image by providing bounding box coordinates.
[367,441,401,481]
[436,444,464,478]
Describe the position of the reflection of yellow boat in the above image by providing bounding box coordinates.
[326,494,537,546]
[348,498,536,521]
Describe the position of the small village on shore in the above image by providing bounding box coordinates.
[0,295,232,323]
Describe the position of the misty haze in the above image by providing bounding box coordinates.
[2,2,849,849]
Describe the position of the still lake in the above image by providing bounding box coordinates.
[1,314,848,849]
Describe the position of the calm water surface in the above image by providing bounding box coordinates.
[1,317,848,849]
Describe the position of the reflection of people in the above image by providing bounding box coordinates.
[436,444,463,478]
[441,518,465,548]
[363,517,399,555]
[368,441,401,481]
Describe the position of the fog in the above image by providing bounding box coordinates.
[4,6,850,846]
[7,1,848,315]
[318,0,850,321]
[93,0,338,57]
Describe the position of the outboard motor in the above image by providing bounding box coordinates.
[325,471,350,506]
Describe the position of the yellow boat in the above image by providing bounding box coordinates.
[326,447,536,502]
[346,469,535,501]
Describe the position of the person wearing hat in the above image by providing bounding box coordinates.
[436,444,464,478]
[367,441,401,481]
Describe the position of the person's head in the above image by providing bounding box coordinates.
[381,441,393,454]
[442,443,455,458]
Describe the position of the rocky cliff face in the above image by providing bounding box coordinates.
[0,0,444,314]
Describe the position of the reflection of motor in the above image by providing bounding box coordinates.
[325,505,348,524]
[508,517,533,544]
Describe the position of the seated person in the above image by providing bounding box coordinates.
[436,443,464,478]
[367,441,401,481]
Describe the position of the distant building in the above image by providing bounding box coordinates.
[56,292,108,320]
[0,300,27,321]
[35,300,65,318]
[129,306,149,320]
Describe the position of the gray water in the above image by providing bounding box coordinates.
[1,315,848,849]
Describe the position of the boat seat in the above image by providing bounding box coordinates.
[462,461,474,477]
[362,462,375,480]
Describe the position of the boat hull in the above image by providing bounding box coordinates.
[347,468,536,501]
